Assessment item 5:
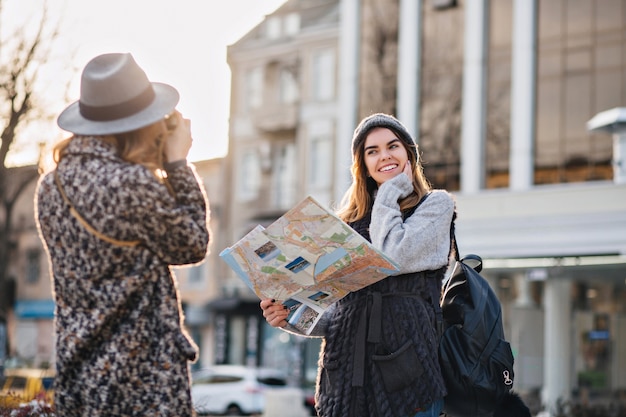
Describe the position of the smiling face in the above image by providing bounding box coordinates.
[363,127,410,186]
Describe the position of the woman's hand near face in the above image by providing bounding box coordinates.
[260,299,289,328]
[403,160,412,179]
[164,111,192,162]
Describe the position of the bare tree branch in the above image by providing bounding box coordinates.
[0,0,63,330]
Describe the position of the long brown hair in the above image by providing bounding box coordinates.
[336,128,432,223]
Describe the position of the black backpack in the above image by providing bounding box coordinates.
[439,223,529,417]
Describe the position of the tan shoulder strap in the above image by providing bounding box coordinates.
[54,170,141,247]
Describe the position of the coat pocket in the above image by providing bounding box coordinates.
[372,340,423,392]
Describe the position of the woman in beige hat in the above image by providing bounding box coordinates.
[35,53,210,416]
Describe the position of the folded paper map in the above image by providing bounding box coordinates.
[220,196,400,334]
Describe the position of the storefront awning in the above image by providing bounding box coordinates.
[14,299,55,319]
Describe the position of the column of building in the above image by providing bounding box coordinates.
[396,0,422,139]
[510,0,537,191]
[510,272,544,393]
[510,0,574,408]
[459,0,488,194]
[335,0,361,203]
[543,278,573,405]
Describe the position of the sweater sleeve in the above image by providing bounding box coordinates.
[369,174,455,273]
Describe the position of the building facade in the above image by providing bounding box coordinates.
[219,0,341,386]
[219,0,626,412]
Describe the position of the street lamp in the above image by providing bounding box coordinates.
[587,107,626,184]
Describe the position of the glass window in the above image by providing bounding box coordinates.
[188,263,204,286]
[309,136,332,189]
[25,249,40,284]
[266,16,281,39]
[535,78,561,184]
[246,67,263,110]
[571,280,626,396]
[419,0,465,191]
[260,322,294,372]
[279,68,298,104]
[486,0,513,189]
[312,49,335,101]
[237,149,261,201]
[210,375,242,384]
[535,0,622,184]
[285,13,300,36]
[229,316,245,364]
[272,143,296,209]
[8,376,27,390]
[257,376,286,386]
[214,314,228,364]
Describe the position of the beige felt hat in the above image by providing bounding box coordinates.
[57,53,179,135]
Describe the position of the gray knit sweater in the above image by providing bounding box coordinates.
[286,174,455,417]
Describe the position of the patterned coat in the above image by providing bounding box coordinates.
[35,136,210,416]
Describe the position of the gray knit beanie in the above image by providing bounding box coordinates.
[351,113,418,161]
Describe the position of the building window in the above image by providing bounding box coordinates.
[229,316,246,364]
[266,16,281,39]
[432,0,457,10]
[214,314,228,364]
[312,49,335,101]
[280,68,299,104]
[535,0,622,184]
[187,263,204,287]
[309,136,332,189]
[419,0,464,191]
[237,149,261,201]
[25,249,40,285]
[265,13,299,40]
[246,67,263,110]
[486,0,513,189]
[284,13,300,36]
[571,281,626,395]
[272,143,296,210]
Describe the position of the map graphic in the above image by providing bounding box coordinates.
[220,196,400,334]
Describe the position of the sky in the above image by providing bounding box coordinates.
[3,0,286,166]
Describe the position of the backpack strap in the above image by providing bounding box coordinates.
[450,210,460,262]
[401,191,431,221]
[449,210,482,272]
[434,208,460,339]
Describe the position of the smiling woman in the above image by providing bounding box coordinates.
[362,128,411,186]
[2,0,286,166]
[260,113,457,417]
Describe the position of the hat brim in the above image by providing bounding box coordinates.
[57,82,179,136]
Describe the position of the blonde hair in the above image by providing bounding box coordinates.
[53,122,167,179]
[336,132,431,223]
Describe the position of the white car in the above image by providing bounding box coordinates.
[191,365,289,416]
